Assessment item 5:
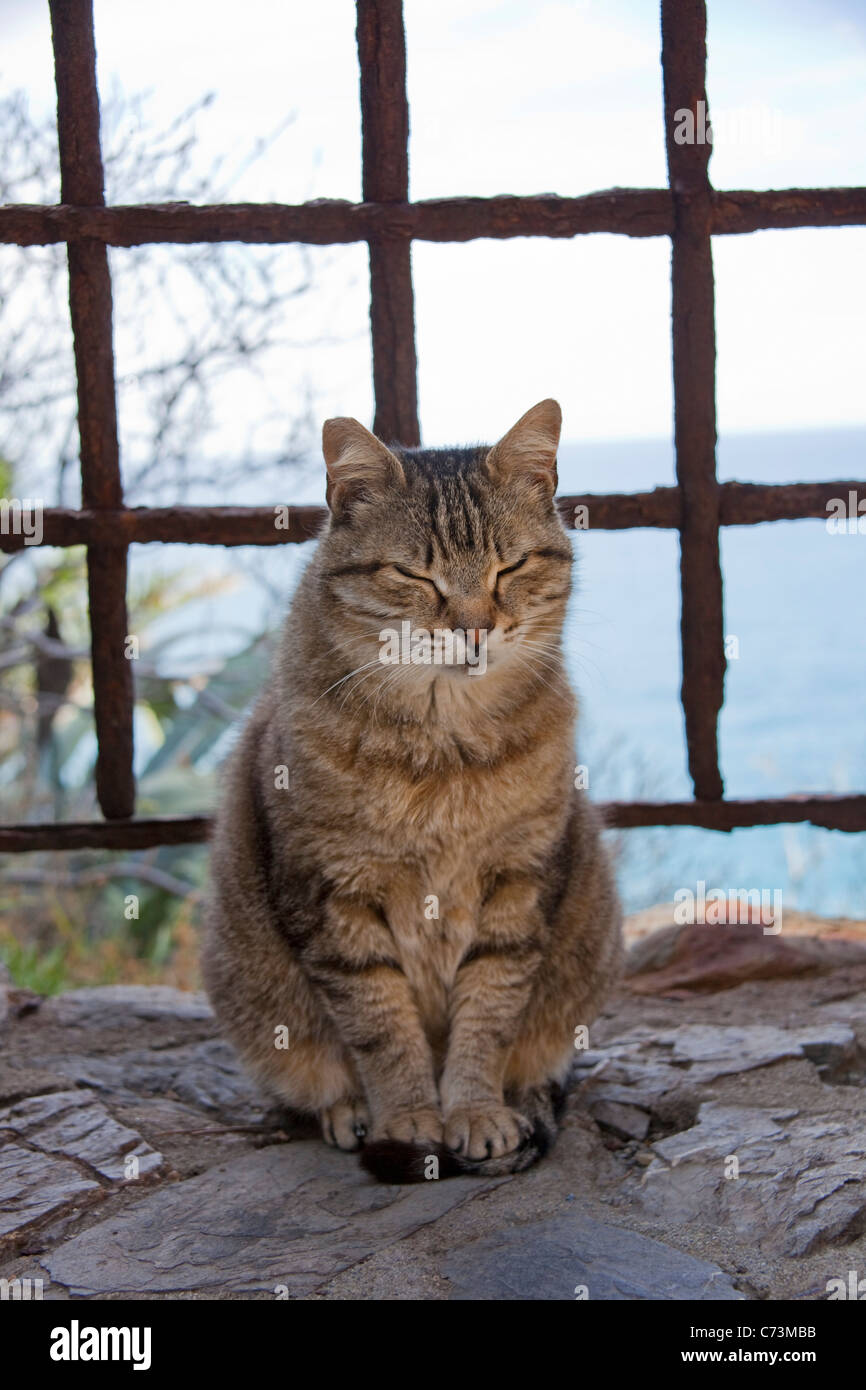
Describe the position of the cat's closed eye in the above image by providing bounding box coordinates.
[491,552,533,594]
[496,554,528,578]
[390,564,443,596]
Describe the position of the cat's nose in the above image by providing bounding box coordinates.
[448,601,494,635]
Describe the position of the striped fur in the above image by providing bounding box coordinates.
[202,401,622,1181]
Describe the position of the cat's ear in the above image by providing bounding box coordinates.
[485,399,561,497]
[322,417,405,516]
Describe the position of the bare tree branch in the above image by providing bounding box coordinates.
[4,861,199,898]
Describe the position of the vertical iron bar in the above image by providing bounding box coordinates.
[356,0,420,445]
[662,0,725,799]
[49,0,135,818]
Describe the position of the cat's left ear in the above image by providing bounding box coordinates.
[322,416,406,517]
[485,399,561,497]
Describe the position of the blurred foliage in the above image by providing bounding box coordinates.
[0,542,275,993]
[0,86,315,992]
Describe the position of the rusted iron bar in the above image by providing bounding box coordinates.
[3,795,864,852]
[662,0,725,801]
[0,817,212,852]
[2,187,864,248]
[605,796,866,833]
[712,188,866,234]
[2,0,860,863]
[49,0,134,821]
[356,0,419,444]
[0,194,672,245]
[0,504,325,551]
[2,481,863,552]
[718,480,866,525]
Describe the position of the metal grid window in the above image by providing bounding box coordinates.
[1,0,864,853]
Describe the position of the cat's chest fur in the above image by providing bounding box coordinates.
[382,857,482,1044]
[334,756,564,1036]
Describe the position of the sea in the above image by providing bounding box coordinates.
[130,425,866,918]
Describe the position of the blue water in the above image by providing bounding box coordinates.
[130,426,866,918]
[556,427,866,914]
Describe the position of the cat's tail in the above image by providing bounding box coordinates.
[359,1082,566,1184]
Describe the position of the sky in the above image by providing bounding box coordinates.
[2,2,864,913]
[2,0,865,453]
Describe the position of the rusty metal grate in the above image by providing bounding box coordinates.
[1,0,864,852]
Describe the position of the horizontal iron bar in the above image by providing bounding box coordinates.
[1,796,864,851]
[1,481,862,552]
[607,795,866,832]
[0,817,212,852]
[1,187,865,247]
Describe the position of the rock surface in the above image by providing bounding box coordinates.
[0,1090,165,1183]
[640,1101,866,1257]
[0,1143,102,1239]
[43,1147,504,1297]
[443,1211,744,1300]
[1,922,865,1301]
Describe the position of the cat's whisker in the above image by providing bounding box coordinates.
[362,661,410,719]
[519,657,564,683]
[521,635,603,683]
[519,640,565,658]
[336,660,398,711]
[313,660,384,705]
[567,605,609,624]
[508,650,563,698]
[371,668,409,721]
[510,637,565,673]
[511,638,565,666]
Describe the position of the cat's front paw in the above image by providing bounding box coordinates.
[377,1107,443,1148]
[319,1098,370,1151]
[444,1103,532,1160]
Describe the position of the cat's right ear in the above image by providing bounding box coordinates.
[484,399,562,499]
[322,417,406,518]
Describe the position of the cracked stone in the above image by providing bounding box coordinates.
[0,1065,71,1106]
[51,1039,266,1124]
[655,1023,857,1082]
[3,971,864,1300]
[637,1100,866,1256]
[0,1089,164,1183]
[0,1142,102,1239]
[41,1143,505,1296]
[38,985,213,1029]
[577,1058,683,1107]
[588,1099,651,1141]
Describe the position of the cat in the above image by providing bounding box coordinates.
[202,399,622,1181]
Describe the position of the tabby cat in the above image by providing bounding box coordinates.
[202,399,622,1180]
